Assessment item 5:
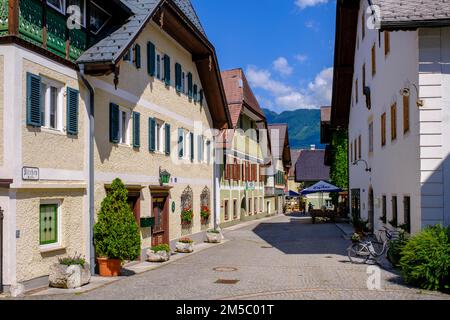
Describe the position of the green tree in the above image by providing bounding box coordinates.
[329,129,348,205]
[94,178,141,261]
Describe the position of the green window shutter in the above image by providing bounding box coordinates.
[147,41,156,76]
[199,89,204,106]
[109,103,120,143]
[175,63,182,92]
[164,54,171,86]
[26,72,42,127]
[190,132,194,162]
[178,128,184,158]
[66,87,79,135]
[193,84,198,101]
[187,72,193,98]
[197,135,203,162]
[149,117,156,152]
[134,44,141,69]
[165,123,171,155]
[40,204,58,245]
[133,112,140,148]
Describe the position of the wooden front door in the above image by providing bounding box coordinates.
[152,196,169,246]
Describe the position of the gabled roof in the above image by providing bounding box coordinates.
[78,0,205,65]
[295,150,330,182]
[372,0,450,30]
[221,69,266,128]
[289,150,302,177]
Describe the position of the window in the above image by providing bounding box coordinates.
[233,199,238,219]
[40,203,59,246]
[355,79,359,103]
[154,120,166,153]
[391,196,398,227]
[384,31,390,56]
[40,78,63,131]
[381,113,386,146]
[89,1,111,35]
[354,138,357,161]
[362,63,366,90]
[351,189,361,220]
[224,200,229,221]
[391,103,397,141]
[123,48,132,62]
[368,121,374,153]
[47,0,65,13]
[371,44,376,76]
[403,95,410,134]
[358,135,362,160]
[362,12,365,39]
[403,196,411,233]
[382,195,387,222]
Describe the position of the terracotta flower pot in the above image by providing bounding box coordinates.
[97,257,121,277]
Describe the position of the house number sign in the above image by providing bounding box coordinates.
[22,167,39,181]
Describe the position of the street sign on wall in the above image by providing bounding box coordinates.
[22,167,39,181]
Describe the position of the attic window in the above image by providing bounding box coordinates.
[90,1,111,35]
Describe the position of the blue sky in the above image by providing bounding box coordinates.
[191,0,337,113]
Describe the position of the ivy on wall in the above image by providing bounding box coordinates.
[330,129,348,191]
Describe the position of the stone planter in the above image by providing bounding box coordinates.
[175,242,194,253]
[205,232,222,243]
[49,263,91,289]
[146,250,170,263]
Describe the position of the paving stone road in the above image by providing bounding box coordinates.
[24,215,450,300]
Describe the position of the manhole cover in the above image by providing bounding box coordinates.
[215,279,240,285]
[213,267,238,272]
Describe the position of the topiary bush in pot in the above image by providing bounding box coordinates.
[399,225,450,292]
[94,178,141,276]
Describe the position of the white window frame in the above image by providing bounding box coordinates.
[89,0,112,35]
[47,0,66,14]
[156,50,165,81]
[118,107,131,145]
[155,119,165,154]
[40,77,64,132]
[39,199,63,251]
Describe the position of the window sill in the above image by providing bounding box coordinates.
[40,127,66,136]
[40,245,66,254]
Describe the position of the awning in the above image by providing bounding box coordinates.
[287,190,300,197]
[301,181,342,195]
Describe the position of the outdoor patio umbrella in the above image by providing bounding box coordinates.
[300,181,342,209]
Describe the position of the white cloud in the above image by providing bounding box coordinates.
[295,54,308,63]
[295,0,329,9]
[272,57,293,76]
[246,65,333,111]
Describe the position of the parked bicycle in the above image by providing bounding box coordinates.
[347,228,400,264]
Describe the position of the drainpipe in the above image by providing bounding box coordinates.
[0,207,3,293]
[78,65,95,275]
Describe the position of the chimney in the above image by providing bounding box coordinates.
[310,145,316,150]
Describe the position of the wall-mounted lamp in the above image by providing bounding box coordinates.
[352,159,372,173]
[400,83,424,108]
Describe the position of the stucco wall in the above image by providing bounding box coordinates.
[91,22,215,244]
[21,59,87,173]
[15,189,86,282]
[349,3,421,233]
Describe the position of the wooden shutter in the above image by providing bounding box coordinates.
[187,72,193,98]
[147,42,156,76]
[371,44,376,76]
[164,54,171,86]
[132,112,140,148]
[148,118,156,152]
[66,87,79,135]
[391,103,397,141]
[165,123,171,155]
[381,113,386,146]
[26,72,42,127]
[175,63,182,92]
[252,164,257,182]
[403,95,410,134]
[190,132,194,162]
[134,44,141,69]
[109,103,120,143]
[178,128,184,158]
[199,89,204,106]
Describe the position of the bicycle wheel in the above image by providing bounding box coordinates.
[347,243,370,264]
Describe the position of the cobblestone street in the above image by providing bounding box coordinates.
[25,215,450,300]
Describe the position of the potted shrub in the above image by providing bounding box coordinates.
[176,237,194,253]
[200,206,210,225]
[181,207,194,227]
[146,244,171,262]
[206,229,223,243]
[94,178,141,277]
[49,253,91,289]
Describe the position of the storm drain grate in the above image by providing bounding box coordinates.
[215,279,240,285]
[213,267,238,272]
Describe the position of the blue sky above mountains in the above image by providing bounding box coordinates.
[192,0,336,113]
